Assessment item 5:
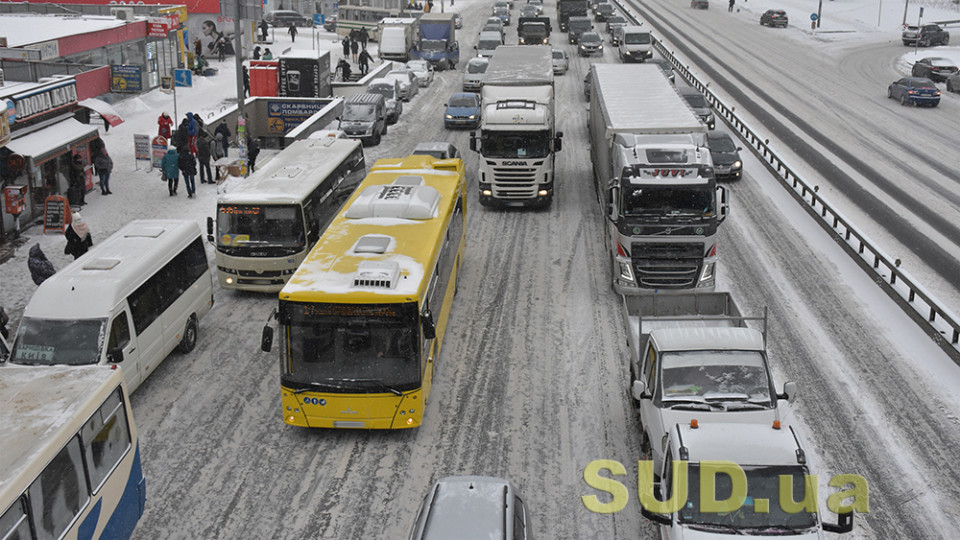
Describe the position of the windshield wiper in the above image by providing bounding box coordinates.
[704,392,750,402]
[290,379,347,394]
[685,522,743,534]
[739,525,818,536]
[662,398,717,410]
[342,378,403,396]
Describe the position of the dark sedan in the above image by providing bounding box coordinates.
[707,132,743,181]
[887,77,940,107]
[911,57,959,83]
[760,10,788,28]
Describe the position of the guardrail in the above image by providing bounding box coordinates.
[611,0,960,362]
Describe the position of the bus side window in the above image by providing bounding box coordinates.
[80,388,131,492]
[28,435,89,540]
[0,497,31,540]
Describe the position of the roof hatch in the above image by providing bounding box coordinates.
[82,259,121,271]
[123,226,165,238]
[345,176,440,219]
[353,235,392,254]
[353,261,401,289]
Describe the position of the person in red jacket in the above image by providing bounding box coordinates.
[158,112,174,139]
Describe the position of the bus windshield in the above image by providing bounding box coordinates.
[11,317,105,366]
[216,204,305,255]
[282,302,421,392]
[622,184,716,217]
[481,131,551,158]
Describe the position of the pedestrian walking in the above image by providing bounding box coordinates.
[160,147,180,196]
[358,49,371,75]
[342,37,351,59]
[216,36,227,62]
[27,244,56,285]
[68,154,86,208]
[198,131,213,184]
[253,45,262,60]
[288,23,298,42]
[212,133,225,182]
[215,121,231,157]
[173,118,189,150]
[337,58,352,81]
[158,112,173,139]
[350,38,359,63]
[728,0,734,11]
[64,212,93,260]
[260,19,269,42]
[262,48,274,60]
[247,136,261,174]
[178,146,198,198]
[93,147,113,195]
[243,66,250,97]
[359,27,369,49]
[186,112,199,155]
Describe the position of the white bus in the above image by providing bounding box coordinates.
[6,219,214,393]
[208,137,366,293]
[1,366,145,540]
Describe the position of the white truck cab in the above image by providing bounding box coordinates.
[642,421,854,538]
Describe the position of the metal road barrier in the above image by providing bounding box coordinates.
[611,0,960,363]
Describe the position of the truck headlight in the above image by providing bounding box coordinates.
[700,262,715,282]
[618,260,634,282]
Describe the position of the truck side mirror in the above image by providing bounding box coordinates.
[422,311,437,340]
[823,511,854,533]
[554,136,562,152]
[607,184,619,220]
[261,325,274,352]
[717,185,729,224]
[469,132,478,152]
[778,381,798,403]
[632,380,649,400]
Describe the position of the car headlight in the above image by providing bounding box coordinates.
[542,38,548,44]
[580,44,586,49]
[445,114,453,119]
[732,161,742,170]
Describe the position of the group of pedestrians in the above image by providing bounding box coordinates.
[338,28,372,80]
[158,112,232,197]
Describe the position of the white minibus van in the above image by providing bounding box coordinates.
[5,219,214,393]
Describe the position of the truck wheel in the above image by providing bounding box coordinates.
[177,315,198,353]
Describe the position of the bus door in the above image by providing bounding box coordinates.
[106,309,142,390]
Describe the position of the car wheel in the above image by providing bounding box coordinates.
[900,94,908,106]
[920,38,930,47]
[177,316,198,353]
[943,35,949,45]
[373,131,382,145]
[887,87,893,98]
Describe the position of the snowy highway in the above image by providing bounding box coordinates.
[1,0,959,537]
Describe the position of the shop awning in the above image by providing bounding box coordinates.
[6,118,100,163]
[78,98,124,127]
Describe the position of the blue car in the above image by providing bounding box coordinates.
[888,77,940,107]
[444,92,481,129]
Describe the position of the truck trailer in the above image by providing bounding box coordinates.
[558,0,588,31]
[470,46,563,208]
[589,63,728,293]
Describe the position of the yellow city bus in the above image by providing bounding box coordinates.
[263,154,466,429]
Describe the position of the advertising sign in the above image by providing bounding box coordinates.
[152,136,168,168]
[148,14,180,37]
[134,134,151,161]
[43,195,69,234]
[111,65,143,93]
[9,81,78,124]
[265,100,326,134]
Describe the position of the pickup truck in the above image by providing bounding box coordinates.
[624,292,796,473]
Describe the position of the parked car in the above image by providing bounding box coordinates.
[650,57,675,84]
[760,9,788,28]
[691,0,709,8]
[264,10,310,27]
[463,57,489,91]
[707,132,743,181]
[444,92,481,129]
[948,72,960,93]
[578,31,604,56]
[902,24,949,46]
[409,477,532,540]
[888,77,941,107]
[367,78,403,124]
[412,142,462,160]
[911,57,959,82]
[385,70,419,101]
[677,86,715,129]
[406,60,436,87]
[552,49,569,75]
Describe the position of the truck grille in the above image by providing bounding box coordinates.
[489,161,540,184]
[631,242,704,289]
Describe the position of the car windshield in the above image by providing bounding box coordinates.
[467,61,489,73]
[622,184,716,217]
[659,350,773,406]
[449,95,477,108]
[553,51,565,59]
[11,317,106,366]
[710,136,738,152]
[282,302,421,392]
[678,465,819,532]
[216,204,306,253]
[479,39,501,49]
[368,84,395,99]
[625,33,651,44]
[582,33,601,43]
[481,131,552,158]
[343,103,377,121]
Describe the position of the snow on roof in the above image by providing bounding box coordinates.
[6,118,99,159]
[0,14,132,48]
[593,63,704,134]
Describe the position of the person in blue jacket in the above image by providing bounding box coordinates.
[160,147,180,196]
[186,112,199,155]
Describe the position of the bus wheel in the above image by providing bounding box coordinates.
[178,315,199,353]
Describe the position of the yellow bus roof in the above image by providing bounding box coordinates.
[280,155,464,304]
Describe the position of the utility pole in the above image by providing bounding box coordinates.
[234,0,246,125]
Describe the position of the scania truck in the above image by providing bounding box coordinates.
[470,46,563,207]
[589,63,728,293]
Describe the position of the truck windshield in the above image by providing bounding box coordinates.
[216,204,306,256]
[659,350,772,406]
[624,33,651,44]
[622,184,716,217]
[679,465,819,532]
[11,317,105,366]
[481,131,551,158]
[343,104,377,122]
[420,39,447,51]
[282,302,421,393]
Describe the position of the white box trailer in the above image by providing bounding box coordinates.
[470,46,563,208]
[588,63,728,293]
